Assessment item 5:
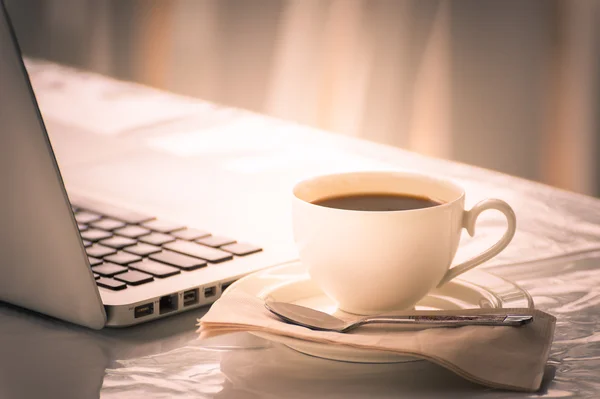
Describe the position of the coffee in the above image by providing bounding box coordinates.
[312,193,442,212]
[294,171,517,313]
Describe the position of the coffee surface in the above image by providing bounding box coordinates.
[312,193,442,212]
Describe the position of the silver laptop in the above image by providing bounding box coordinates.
[0,1,308,329]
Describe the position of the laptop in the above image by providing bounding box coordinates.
[0,0,398,329]
[0,1,338,330]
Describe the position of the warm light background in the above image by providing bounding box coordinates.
[6,0,600,196]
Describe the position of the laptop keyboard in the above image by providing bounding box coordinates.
[71,204,262,291]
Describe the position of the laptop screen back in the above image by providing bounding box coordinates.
[0,0,106,329]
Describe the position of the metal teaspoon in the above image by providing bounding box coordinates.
[265,301,533,333]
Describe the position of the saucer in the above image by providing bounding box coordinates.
[223,261,534,363]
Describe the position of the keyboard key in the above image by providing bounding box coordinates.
[123,243,162,256]
[99,236,137,249]
[96,277,127,291]
[82,240,92,248]
[75,211,102,224]
[164,240,233,263]
[171,228,211,241]
[90,218,126,231]
[78,224,88,232]
[92,263,128,277]
[86,244,117,258]
[129,259,181,278]
[114,225,151,238]
[141,219,185,234]
[139,232,176,246]
[114,270,154,286]
[104,252,142,265]
[93,273,100,280]
[221,242,263,256]
[71,199,155,224]
[88,256,103,266]
[81,229,113,242]
[150,250,207,271]
[196,235,236,248]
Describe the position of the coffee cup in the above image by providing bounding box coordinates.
[292,171,516,315]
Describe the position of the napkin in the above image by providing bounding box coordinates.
[197,291,556,392]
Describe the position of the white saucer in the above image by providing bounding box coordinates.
[223,261,534,363]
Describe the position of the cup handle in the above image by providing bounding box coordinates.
[437,199,517,287]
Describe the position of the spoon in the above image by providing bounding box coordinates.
[265,301,533,333]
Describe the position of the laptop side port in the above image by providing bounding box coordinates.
[204,286,216,298]
[221,280,235,294]
[134,302,154,318]
[159,294,178,314]
[183,289,199,307]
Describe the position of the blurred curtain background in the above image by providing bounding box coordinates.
[5,0,600,196]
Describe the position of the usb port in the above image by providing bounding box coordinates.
[221,280,235,293]
[134,303,154,318]
[204,286,216,298]
[183,289,199,307]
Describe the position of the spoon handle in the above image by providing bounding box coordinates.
[358,314,533,328]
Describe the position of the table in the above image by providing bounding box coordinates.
[1,60,599,398]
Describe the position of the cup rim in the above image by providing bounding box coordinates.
[293,171,465,214]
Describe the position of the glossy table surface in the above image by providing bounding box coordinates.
[1,60,600,398]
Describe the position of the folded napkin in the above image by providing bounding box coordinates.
[198,291,556,392]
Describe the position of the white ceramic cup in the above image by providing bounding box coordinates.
[292,171,517,315]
